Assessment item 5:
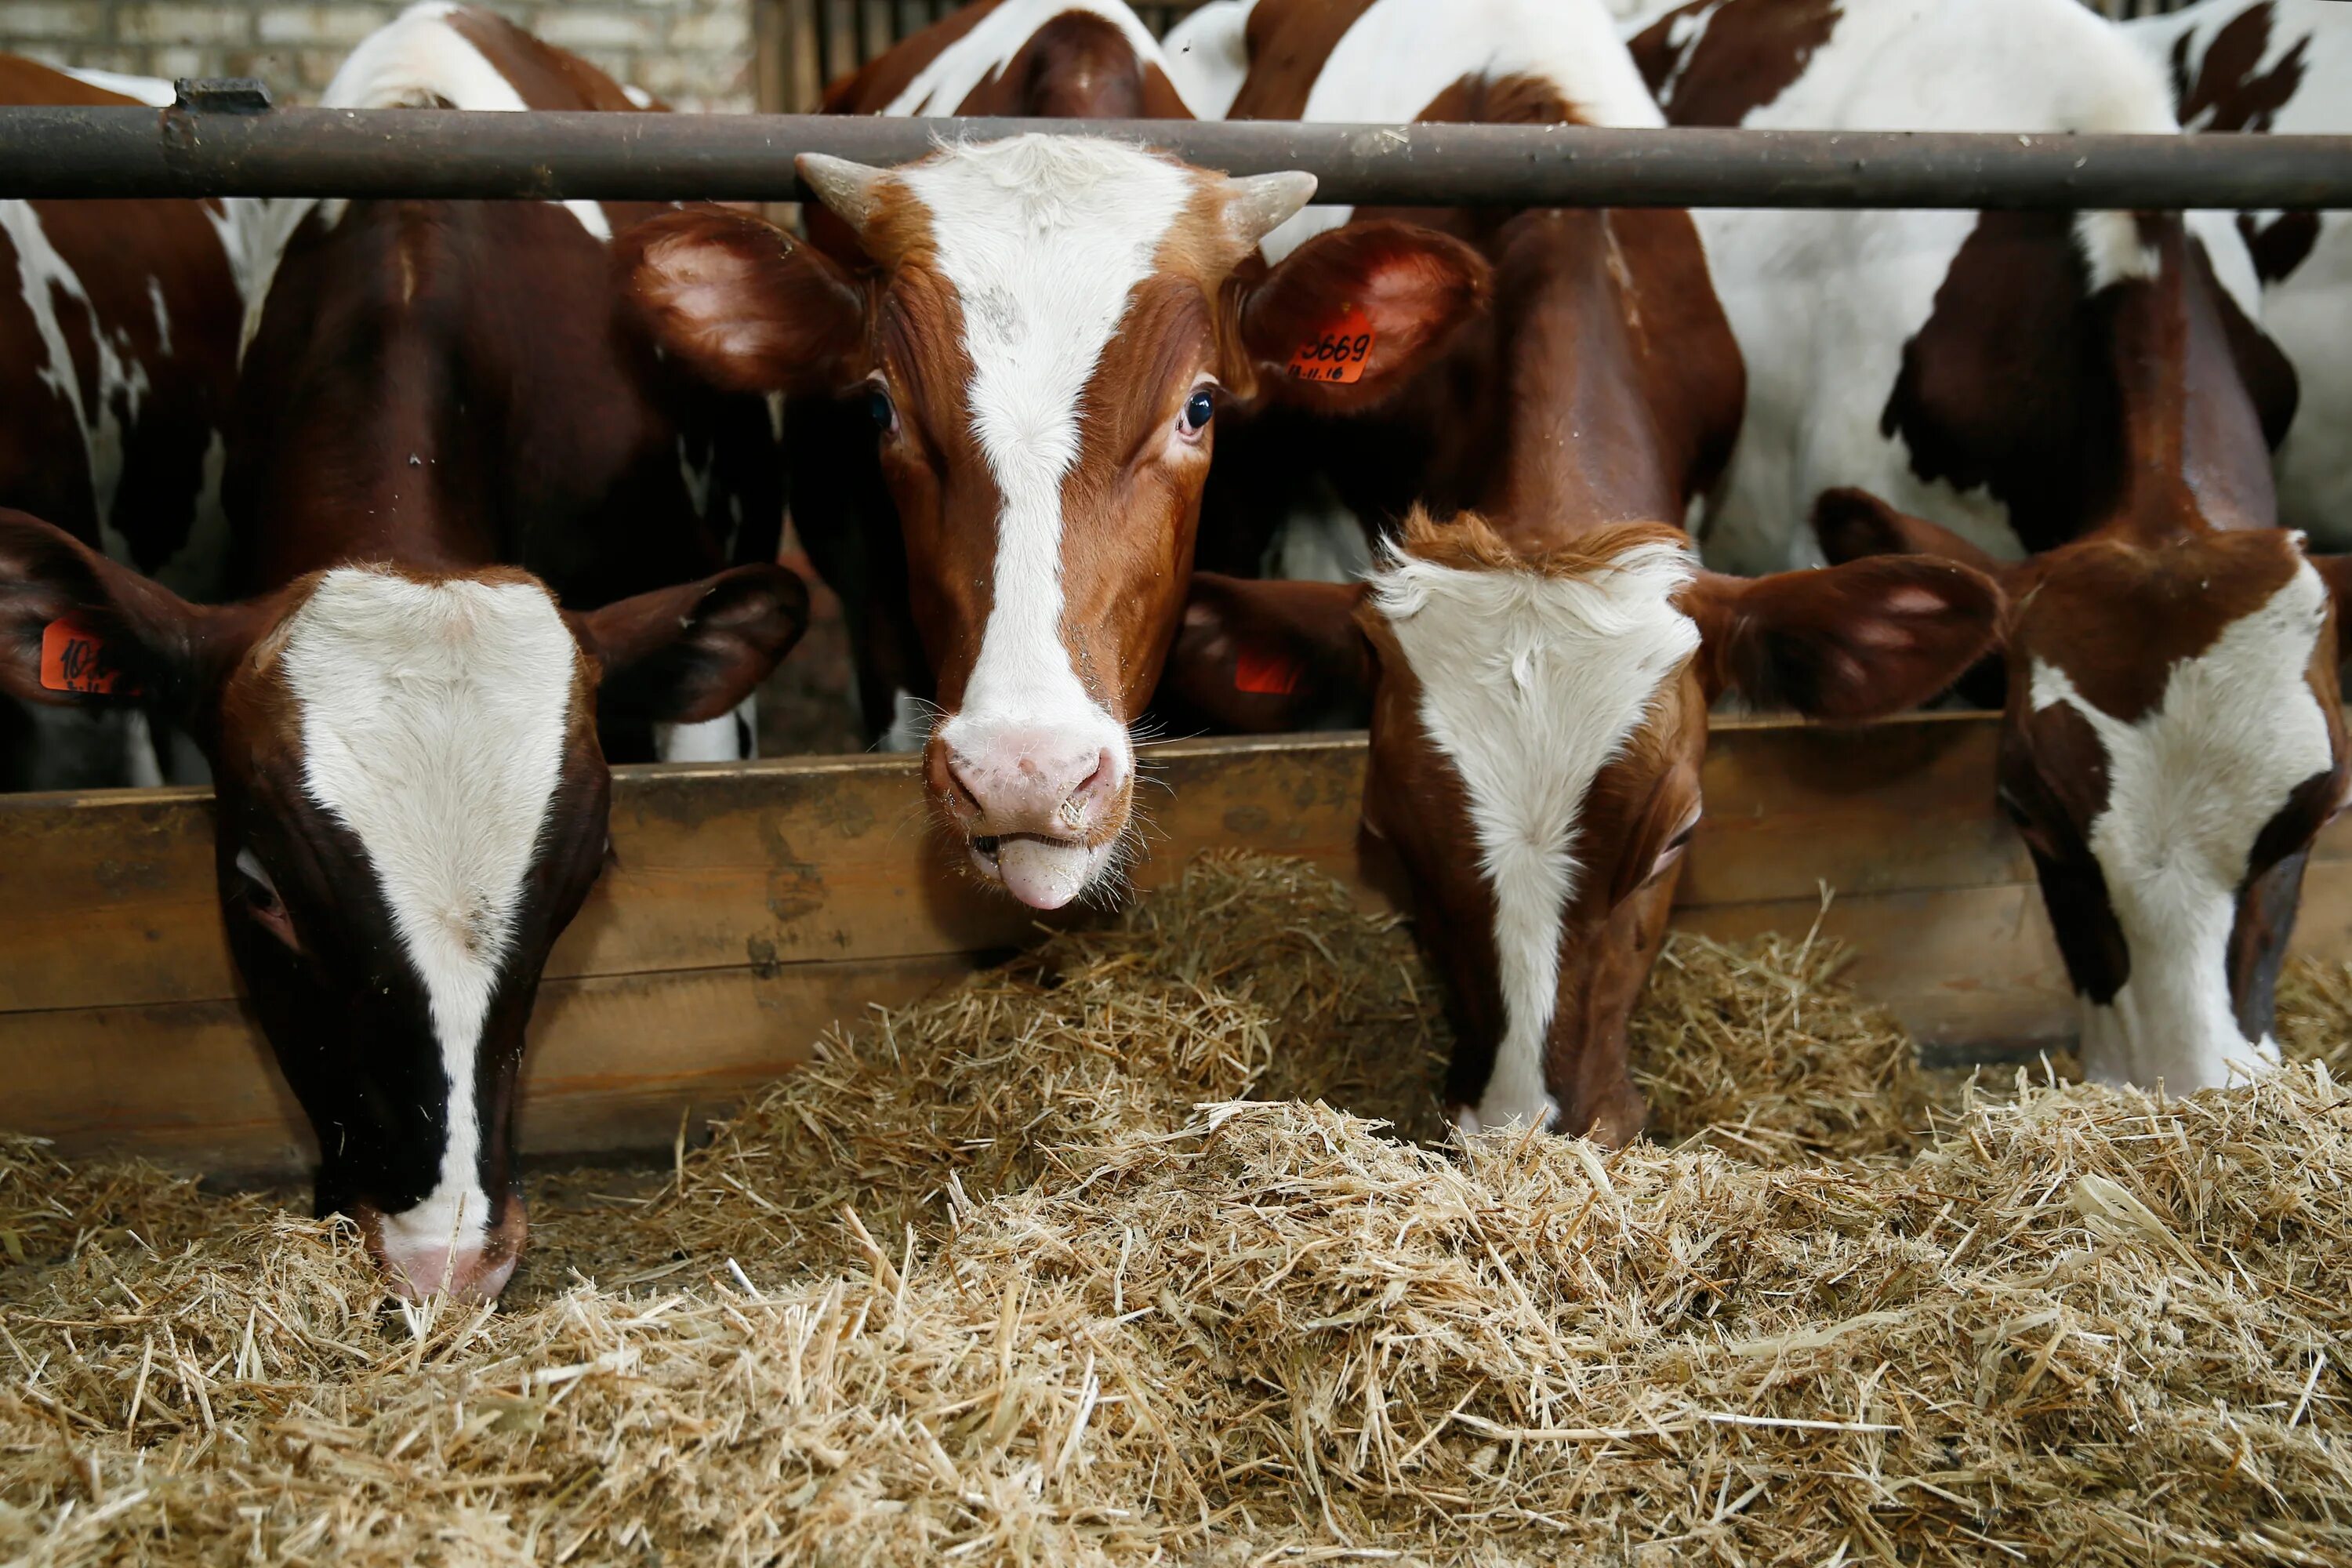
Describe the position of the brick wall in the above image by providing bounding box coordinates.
[0,0,757,111]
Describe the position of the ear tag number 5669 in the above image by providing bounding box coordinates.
[1287,306,1376,385]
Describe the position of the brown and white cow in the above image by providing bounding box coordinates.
[622,1,1488,910]
[0,6,808,1304]
[779,0,1203,760]
[1153,0,2003,1142]
[0,521,801,1302]
[1624,0,2331,1092]
[230,2,787,763]
[0,59,249,789]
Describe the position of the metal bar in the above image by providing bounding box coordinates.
[2,107,2347,208]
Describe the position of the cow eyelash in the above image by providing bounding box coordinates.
[235,847,282,909]
[863,380,898,437]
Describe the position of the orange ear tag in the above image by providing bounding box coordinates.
[1234,644,1305,696]
[40,616,133,696]
[1286,304,1377,385]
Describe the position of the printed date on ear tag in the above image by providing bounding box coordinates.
[1234,644,1305,696]
[40,616,136,696]
[1287,305,1375,385]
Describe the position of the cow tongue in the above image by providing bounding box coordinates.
[996,836,1092,910]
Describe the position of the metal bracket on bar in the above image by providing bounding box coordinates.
[171,79,272,114]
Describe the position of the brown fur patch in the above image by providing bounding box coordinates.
[1631,0,1843,125]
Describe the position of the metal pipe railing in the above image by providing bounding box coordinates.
[2,105,2347,209]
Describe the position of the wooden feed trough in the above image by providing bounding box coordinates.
[8,711,2352,1177]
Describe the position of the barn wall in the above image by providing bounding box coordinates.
[0,0,757,111]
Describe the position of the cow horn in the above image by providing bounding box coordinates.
[797,153,888,232]
[1223,170,1318,250]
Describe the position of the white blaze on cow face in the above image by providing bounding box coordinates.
[280,568,577,1290]
[1370,537,1698,1132]
[898,137,1196,908]
[2031,561,2334,1091]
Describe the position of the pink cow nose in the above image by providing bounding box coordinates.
[942,735,1123,910]
[374,1236,521,1304]
[360,1198,528,1304]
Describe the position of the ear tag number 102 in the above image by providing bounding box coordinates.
[40,616,136,696]
[1287,305,1375,385]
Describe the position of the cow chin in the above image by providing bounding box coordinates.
[970,832,1120,910]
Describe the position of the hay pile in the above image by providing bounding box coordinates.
[3,854,2350,1566]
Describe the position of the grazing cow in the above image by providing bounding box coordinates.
[230,2,786,764]
[1152,0,2004,1142]
[0,60,249,789]
[623,0,1490,911]
[2129,0,2352,546]
[1625,0,2333,1092]
[0,528,802,1301]
[0,6,810,1304]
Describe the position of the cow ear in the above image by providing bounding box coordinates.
[1685,557,2002,721]
[0,510,216,715]
[1232,220,1489,412]
[617,207,869,395]
[579,564,811,726]
[1156,573,1374,732]
[1811,487,2006,577]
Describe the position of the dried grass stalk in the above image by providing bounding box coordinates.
[1,852,2347,1566]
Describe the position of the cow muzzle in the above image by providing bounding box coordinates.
[358,1195,528,1304]
[929,724,1130,910]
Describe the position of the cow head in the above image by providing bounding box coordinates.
[1817,487,2351,1093]
[1167,509,2000,1144]
[0,513,805,1300]
[619,136,1487,909]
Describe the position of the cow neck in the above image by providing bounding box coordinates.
[2092,217,2280,549]
[1472,209,1694,554]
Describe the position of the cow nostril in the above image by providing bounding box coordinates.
[1075,748,1117,802]
[944,757,985,818]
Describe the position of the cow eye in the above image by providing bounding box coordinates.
[234,848,302,951]
[236,847,281,908]
[866,387,897,435]
[1178,388,1215,441]
[1648,814,1701,883]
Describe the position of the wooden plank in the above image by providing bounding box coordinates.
[0,735,1372,1016]
[12,717,2352,1017]
[1676,881,2073,1054]
[13,715,2352,1174]
[9,955,971,1173]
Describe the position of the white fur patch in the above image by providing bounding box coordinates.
[60,65,176,106]
[321,2,610,240]
[884,0,1190,114]
[882,687,932,753]
[902,136,1191,795]
[2074,210,2162,292]
[655,695,757,762]
[1259,0,1664,263]
[2031,561,2332,1091]
[1371,537,1699,1131]
[281,568,579,1262]
[1162,0,1258,119]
